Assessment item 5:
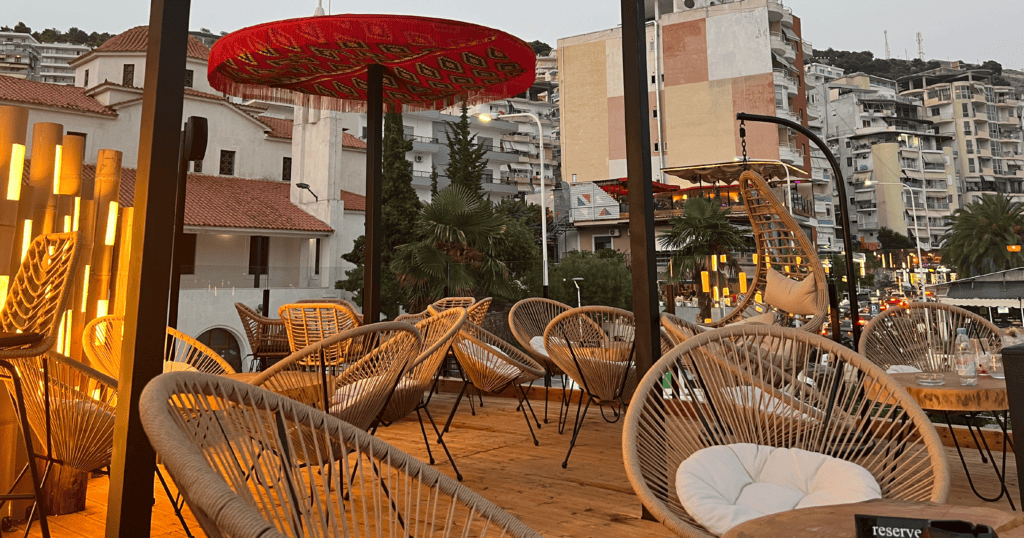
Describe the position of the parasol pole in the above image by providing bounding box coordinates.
[363,63,384,323]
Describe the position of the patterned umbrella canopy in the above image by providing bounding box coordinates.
[208,14,537,111]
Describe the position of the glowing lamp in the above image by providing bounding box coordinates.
[1009,245,1022,253]
[7,143,25,200]
[711,256,718,272]
[701,271,710,292]
[52,144,62,194]
[720,254,726,263]
[738,272,747,294]
[0,275,8,302]
[105,201,119,246]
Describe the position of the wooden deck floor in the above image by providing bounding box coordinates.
[2,392,1018,538]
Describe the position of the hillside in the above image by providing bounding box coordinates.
[809,48,1017,91]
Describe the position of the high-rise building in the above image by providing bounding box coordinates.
[827,72,957,250]
[558,0,833,250]
[0,31,41,80]
[898,68,1024,206]
[37,42,90,85]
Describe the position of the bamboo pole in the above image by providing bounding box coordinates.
[112,207,134,317]
[27,122,63,236]
[87,150,122,322]
[0,105,28,300]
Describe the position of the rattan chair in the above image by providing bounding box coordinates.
[508,297,572,426]
[378,308,468,478]
[859,302,1002,372]
[83,316,235,376]
[0,231,81,536]
[660,312,705,346]
[82,315,121,378]
[249,321,421,432]
[165,327,236,374]
[447,323,546,446]
[234,302,290,371]
[623,324,950,538]
[295,298,364,324]
[139,371,542,538]
[543,306,638,468]
[706,170,828,333]
[433,297,476,311]
[278,303,361,363]
[467,297,493,324]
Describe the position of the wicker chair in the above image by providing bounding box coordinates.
[623,324,950,537]
[278,303,361,362]
[543,306,638,468]
[234,302,290,371]
[165,327,235,374]
[447,323,546,446]
[859,302,1001,372]
[295,298,364,324]
[82,315,121,378]
[467,297,493,324]
[83,316,235,376]
[433,297,476,311]
[0,231,81,536]
[660,312,705,346]
[378,308,468,479]
[249,321,421,432]
[508,297,572,426]
[139,371,542,538]
[705,170,829,334]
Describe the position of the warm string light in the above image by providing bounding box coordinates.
[752,253,758,265]
[7,143,25,200]
[711,256,718,272]
[105,201,119,246]
[73,197,81,231]
[96,299,109,318]
[63,215,72,233]
[0,275,8,302]
[52,144,63,195]
[701,271,710,292]
[738,272,748,294]
[755,291,763,303]
[719,254,726,263]
[80,265,90,312]
[20,220,31,261]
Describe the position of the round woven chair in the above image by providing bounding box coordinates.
[543,306,638,467]
[508,297,572,426]
[660,312,704,346]
[165,327,236,374]
[278,303,362,363]
[139,371,542,538]
[234,302,290,371]
[623,324,950,538]
[467,297,493,324]
[432,297,476,311]
[859,302,1002,372]
[249,321,421,432]
[84,316,235,376]
[447,323,546,446]
[295,298,364,324]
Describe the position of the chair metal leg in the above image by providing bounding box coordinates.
[513,384,540,446]
[0,360,49,538]
[441,381,469,438]
[543,377,550,424]
[414,408,436,465]
[519,385,542,430]
[155,468,196,538]
[422,406,463,481]
[557,377,572,435]
[562,397,592,469]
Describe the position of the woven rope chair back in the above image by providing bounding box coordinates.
[83,314,123,378]
[467,297,493,325]
[381,308,468,424]
[432,297,476,311]
[234,302,290,358]
[859,302,1001,372]
[165,327,236,374]
[139,371,542,538]
[250,321,422,432]
[453,323,546,393]
[623,324,950,537]
[543,306,638,403]
[0,232,80,359]
[395,310,430,324]
[660,312,703,347]
[708,170,828,333]
[295,298,364,324]
[278,303,361,364]
[4,353,117,473]
[508,297,571,374]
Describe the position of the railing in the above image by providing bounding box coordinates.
[403,134,439,144]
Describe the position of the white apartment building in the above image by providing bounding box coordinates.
[38,42,90,85]
[0,31,90,85]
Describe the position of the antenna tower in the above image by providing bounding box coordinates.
[884,30,890,60]
[916,32,925,61]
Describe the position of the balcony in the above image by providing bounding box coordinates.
[997,96,1019,107]
[773,69,798,95]
[776,106,798,124]
[778,143,804,164]
[770,32,796,61]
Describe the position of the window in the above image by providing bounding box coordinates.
[193,159,202,173]
[178,233,197,275]
[651,74,656,84]
[963,121,972,135]
[197,328,241,373]
[652,109,658,118]
[594,236,613,251]
[361,126,367,139]
[930,107,940,117]
[122,64,134,87]
[67,131,87,147]
[962,103,970,117]
[184,69,193,88]
[847,157,853,167]
[219,150,235,175]
[968,158,976,173]
[84,69,88,87]
[965,140,974,154]
[845,140,851,148]
[314,238,321,276]
[282,157,292,182]
[248,236,269,275]
[654,142,659,152]
[955,86,971,100]
[862,120,871,128]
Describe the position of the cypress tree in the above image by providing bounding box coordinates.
[443,104,489,197]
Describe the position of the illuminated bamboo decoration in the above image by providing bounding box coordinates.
[719,254,726,263]
[112,207,134,316]
[739,272,748,294]
[713,286,720,301]
[755,291,763,303]
[86,150,122,324]
[0,105,29,292]
[711,256,717,272]
[723,287,729,298]
[752,253,758,265]
[27,122,63,236]
[54,134,89,361]
[701,271,710,292]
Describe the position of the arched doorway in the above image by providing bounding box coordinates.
[197,327,242,372]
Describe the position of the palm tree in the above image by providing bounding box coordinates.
[940,193,1024,277]
[391,185,511,311]
[659,197,750,321]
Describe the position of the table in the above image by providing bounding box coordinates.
[723,499,1024,538]
[889,372,1015,509]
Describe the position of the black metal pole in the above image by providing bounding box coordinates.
[1001,343,1024,504]
[620,0,659,379]
[106,0,190,535]
[166,128,187,330]
[735,112,861,344]
[363,64,384,324]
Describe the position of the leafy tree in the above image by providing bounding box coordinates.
[391,185,511,311]
[336,111,422,319]
[528,40,552,56]
[659,197,749,321]
[37,28,62,43]
[493,198,543,301]
[877,227,915,250]
[443,105,488,197]
[940,194,1024,277]
[65,27,89,44]
[0,26,11,32]
[13,22,31,34]
[547,250,632,310]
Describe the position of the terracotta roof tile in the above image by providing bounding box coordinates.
[339,190,366,211]
[343,132,367,149]
[184,87,226,100]
[82,164,332,233]
[258,116,293,139]
[0,75,117,116]
[97,26,210,60]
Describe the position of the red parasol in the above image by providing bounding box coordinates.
[209,14,536,323]
[208,14,536,112]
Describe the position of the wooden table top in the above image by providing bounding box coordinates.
[723,499,1024,538]
[889,372,1008,412]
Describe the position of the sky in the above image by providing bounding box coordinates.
[5,0,1024,71]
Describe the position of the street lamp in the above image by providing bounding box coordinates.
[572,277,584,307]
[479,111,549,298]
[295,182,319,202]
[865,178,925,302]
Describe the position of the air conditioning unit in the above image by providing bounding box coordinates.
[609,229,621,237]
[415,156,423,162]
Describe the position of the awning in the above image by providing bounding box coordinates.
[939,296,1018,308]
[851,171,872,183]
[922,152,946,165]
[781,27,798,43]
[982,175,995,182]
[855,190,874,202]
[772,52,798,74]
[507,163,531,172]
[511,141,533,153]
[903,169,924,179]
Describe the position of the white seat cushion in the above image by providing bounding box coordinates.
[529,336,548,357]
[886,365,922,374]
[676,443,881,536]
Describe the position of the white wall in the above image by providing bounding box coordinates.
[76,52,214,94]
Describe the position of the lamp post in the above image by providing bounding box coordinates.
[866,179,925,302]
[572,277,583,307]
[479,111,548,298]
